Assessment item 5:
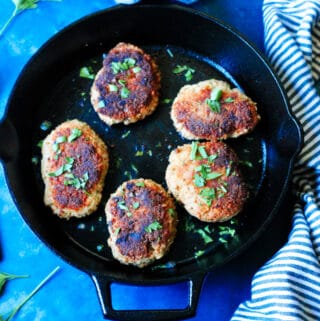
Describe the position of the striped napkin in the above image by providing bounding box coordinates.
[232,0,320,320]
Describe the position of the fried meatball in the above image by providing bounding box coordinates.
[41,119,108,219]
[106,178,177,268]
[165,141,248,223]
[91,42,161,126]
[171,79,260,140]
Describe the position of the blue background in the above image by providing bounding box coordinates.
[0,0,293,320]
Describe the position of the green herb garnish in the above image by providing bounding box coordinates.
[120,87,130,99]
[0,272,28,293]
[40,120,52,131]
[108,84,118,92]
[135,181,145,187]
[48,157,74,177]
[64,172,89,190]
[195,250,205,259]
[111,58,137,74]
[190,141,198,160]
[0,266,60,321]
[80,66,95,79]
[0,0,61,37]
[196,229,213,244]
[132,202,140,210]
[135,150,144,157]
[162,98,172,104]
[121,130,131,139]
[198,146,208,159]
[224,97,234,103]
[206,88,223,113]
[68,128,82,142]
[168,208,175,217]
[145,221,162,233]
[37,140,43,148]
[97,100,106,108]
[199,187,216,206]
[194,173,206,187]
[166,48,174,58]
[172,65,195,82]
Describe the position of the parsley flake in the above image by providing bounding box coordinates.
[145,221,162,233]
[80,66,95,79]
[68,128,82,142]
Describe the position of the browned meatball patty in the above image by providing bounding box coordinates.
[41,119,109,219]
[165,141,248,223]
[91,42,161,126]
[171,79,260,140]
[106,179,177,268]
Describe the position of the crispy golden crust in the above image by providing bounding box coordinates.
[41,119,109,219]
[106,178,177,268]
[171,79,260,140]
[91,42,161,126]
[165,141,248,223]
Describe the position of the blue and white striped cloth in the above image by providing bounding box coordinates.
[232,0,320,320]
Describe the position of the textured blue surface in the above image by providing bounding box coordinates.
[0,0,292,320]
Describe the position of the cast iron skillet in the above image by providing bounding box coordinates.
[0,4,301,321]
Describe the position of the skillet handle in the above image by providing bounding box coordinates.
[0,117,19,163]
[91,272,206,321]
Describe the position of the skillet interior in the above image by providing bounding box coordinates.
[3,5,301,283]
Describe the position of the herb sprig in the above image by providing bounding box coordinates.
[0,0,61,38]
[0,266,60,321]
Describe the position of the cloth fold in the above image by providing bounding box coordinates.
[232,1,320,320]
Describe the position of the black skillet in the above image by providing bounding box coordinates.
[0,4,301,321]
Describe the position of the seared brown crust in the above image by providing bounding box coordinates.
[165,141,248,222]
[91,43,161,126]
[41,119,109,219]
[171,79,260,140]
[106,178,177,268]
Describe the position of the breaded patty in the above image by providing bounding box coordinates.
[106,178,177,268]
[91,42,161,126]
[171,79,260,140]
[41,119,109,219]
[165,141,248,223]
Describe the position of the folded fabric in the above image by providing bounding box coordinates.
[232,0,320,320]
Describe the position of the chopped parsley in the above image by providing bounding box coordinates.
[97,100,105,108]
[168,208,175,217]
[195,250,205,259]
[194,173,206,187]
[64,172,89,190]
[132,202,140,210]
[190,141,198,160]
[206,88,223,113]
[135,181,145,187]
[172,64,195,82]
[162,98,172,104]
[135,150,144,157]
[120,86,130,99]
[37,140,43,148]
[31,157,38,165]
[108,84,118,92]
[166,48,174,58]
[68,128,82,142]
[145,221,162,233]
[48,157,74,177]
[196,229,213,244]
[79,66,95,79]
[239,160,253,168]
[111,58,137,74]
[199,187,216,206]
[131,163,138,173]
[121,130,131,139]
[40,120,52,131]
[224,97,234,103]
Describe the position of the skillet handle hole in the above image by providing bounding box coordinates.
[91,273,205,321]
